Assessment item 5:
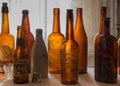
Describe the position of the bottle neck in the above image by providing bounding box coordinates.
[103,24,110,35]
[16,39,25,47]
[53,14,60,33]
[1,12,9,34]
[22,14,30,32]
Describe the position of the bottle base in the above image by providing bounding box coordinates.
[95,78,117,84]
[61,81,78,85]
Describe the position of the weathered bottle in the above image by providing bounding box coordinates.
[48,8,64,74]
[13,26,28,84]
[60,9,79,84]
[95,18,118,83]
[0,3,14,73]
[74,8,88,74]
[22,10,34,73]
[31,29,48,79]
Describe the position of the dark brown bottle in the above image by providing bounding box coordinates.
[22,10,34,73]
[60,9,79,85]
[13,26,28,84]
[48,8,64,74]
[74,8,88,74]
[118,38,120,74]
[95,18,118,83]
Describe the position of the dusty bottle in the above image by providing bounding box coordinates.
[60,9,79,85]
[22,10,34,73]
[0,3,14,73]
[74,8,88,74]
[48,8,64,73]
[13,26,29,84]
[95,18,118,83]
[31,29,48,79]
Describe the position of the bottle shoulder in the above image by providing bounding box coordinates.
[48,32,64,40]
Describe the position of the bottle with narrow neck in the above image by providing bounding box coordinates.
[60,9,78,85]
[74,8,88,74]
[48,8,64,74]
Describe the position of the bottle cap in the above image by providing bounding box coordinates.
[67,9,73,20]
[104,17,110,26]
[22,10,29,14]
[2,3,8,13]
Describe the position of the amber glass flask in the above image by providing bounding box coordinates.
[22,10,34,73]
[74,8,87,74]
[13,26,28,84]
[60,9,79,85]
[0,3,14,73]
[95,18,118,83]
[48,8,64,74]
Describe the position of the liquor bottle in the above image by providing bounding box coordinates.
[95,18,118,83]
[74,8,88,74]
[118,38,120,74]
[22,10,34,73]
[13,26,28,84]
[0,3,14,74]
[60,9,79,84]
[48,8,64,73]
[31,29,48,79]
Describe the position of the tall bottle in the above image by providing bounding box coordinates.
[95,18,118,83]
[60,9,79,84]
[22,10,34,73]
[31,29,48,79]
[13,26,28,84]
[48,8,64,74]
[74,8,87,74]
[0,3,14,73]
[118,38,120,74]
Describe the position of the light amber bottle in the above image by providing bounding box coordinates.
[60,9,79,85]
[22,10,34,73]
[74,8,87,74]
[95,18,118,83]
[13,26,28,84]
[48,8,64,74]
[0,3,14,73]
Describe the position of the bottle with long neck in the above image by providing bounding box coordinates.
[118,38,120,74]
[48,8,64,74]
[13,26,28,84]
[95,18,118,83]
[0,3,14,74]
[60,9,79,85]
[22,10,34,73]
[74,8,88,74]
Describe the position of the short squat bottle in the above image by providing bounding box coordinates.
[31,29,48,79]
[74,8,88,74]
[60,9,79,85]
[13,26,29,84]
[48,8,64,74]
[95,18,118,83]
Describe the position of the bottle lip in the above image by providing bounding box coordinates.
[100,7,106,15]
[53,8,60,15]
[22,10,29,14]
[2,3,8,13]
[77,8,82,15]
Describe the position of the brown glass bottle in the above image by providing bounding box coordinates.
[95,18,118,83]
[48,8,64,74]
[0,3,14,73]
[118,38,120,74]
[13,26,28,84]
[74,8,87,74]
[22,10,34,73]
[60,9,79,85]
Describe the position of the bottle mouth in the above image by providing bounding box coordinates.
[53,8,60,15]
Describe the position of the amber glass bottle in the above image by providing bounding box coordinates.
[0,3,14,73]
[95,18,118,83]
[74,8,87,74]
[118,38,120,74]
[13,26,28,84]
[48,8,64,74]
[60,9,79,85]
[22,10,34,73]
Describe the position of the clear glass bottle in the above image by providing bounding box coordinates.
[31,29,48,79]
[60,9,79,85]
[95,18,118,83]
[13,26,28,84]
[48,8,64,74]
[22,10,34,73]
[74,8,88,74]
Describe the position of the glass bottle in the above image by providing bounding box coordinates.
[95,18,118,83]
[13,26,28,84]
[118,38,120,74]
[60,9,79,85]
[22,10,34,73]
[48,8,64,74]
[31,29,48,79]
[74,8,88,74]
[0,3,14,79]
